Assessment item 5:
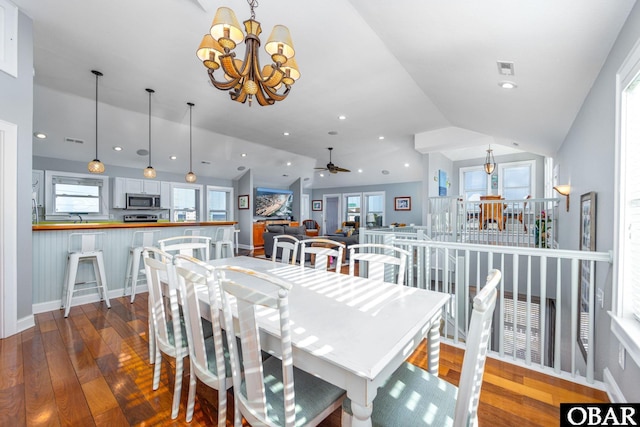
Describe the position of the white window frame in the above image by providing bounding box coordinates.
[206,185,234,222]
[497,160,536,200]
[459,166,489,199]
[170,182,203,222]
[364,191,385,227]
[44,170,110,220]
[612,36,640,368]
[342,192,362,225]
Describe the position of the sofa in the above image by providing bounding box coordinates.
[262,224,360,260]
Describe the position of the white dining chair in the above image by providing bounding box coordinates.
[342,269,501,427]
[174,255,232,425]
[348,243,410,285]
[216,265,346,427]
[271,234,299,264]
[142,247,190,420]
[212,226,235,259]
[299,238,345,272]
[159,235,211,261]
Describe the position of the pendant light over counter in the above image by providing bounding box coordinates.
[87,70,105,174]
[185,102,197,183]
[143,88,156,178]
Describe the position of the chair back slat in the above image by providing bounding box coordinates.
[272,235,299,264]
[454,268,501,426]
[299,238,345,272]
[159,235,211,261]
[216,266,295,426]
[348,243,409,285]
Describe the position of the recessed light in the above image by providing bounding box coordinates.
[137,149,149,156]
[338,115,346,120]
[382,170,390,175]
[170,155,177,160]
[241,153,247,157]
[282,174,289,177]
[512,141,520,146]
[113,146,123,151]
[378,136,384,140]
[320,173,325,177]
[283,132,290,136]
[34,132,47,139]
[286,161,292,166]
[358,169,363,173]
[237,166,246,171]
[404,163,410,168]
[498,81,517,89]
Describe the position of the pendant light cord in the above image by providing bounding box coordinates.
[95,73,99,159]
[146,88,154,166]
[188,102,194,171]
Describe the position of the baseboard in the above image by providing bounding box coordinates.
[603,367,626,403]
[32,285,149,315]
[17,314,35,333]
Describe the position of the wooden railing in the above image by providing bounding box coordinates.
[359,229,612,386]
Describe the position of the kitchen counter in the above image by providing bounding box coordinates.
[32,221,236,231]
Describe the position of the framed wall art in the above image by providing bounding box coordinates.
[312,200,322,211]
[394,196,411,211]
[578,191,596,359]
[238,194,249,210]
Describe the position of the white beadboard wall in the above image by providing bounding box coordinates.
[32,226,226,313]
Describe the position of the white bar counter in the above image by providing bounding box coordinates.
[32,221,236,313]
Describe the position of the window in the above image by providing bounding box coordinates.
[207,186,233,221]
[364,192,385,226]
[343,193,361,223]
[460,167,488,201]
[498,161,535,202]
[44,171,109,220]
[172,184,202,222]
[613,41,640,363]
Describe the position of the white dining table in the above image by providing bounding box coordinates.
[202,256,450,427]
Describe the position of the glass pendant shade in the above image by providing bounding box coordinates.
[143,166,156,178]
[484,147,496,175]
[185,171,197,183]
[88,159,105,173]
[88,70,105,174]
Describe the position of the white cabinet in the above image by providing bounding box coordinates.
[161,181,171,209]
[125,178,160,195]
[112,177,166,209]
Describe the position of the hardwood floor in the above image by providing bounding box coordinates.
[1,293,608,426]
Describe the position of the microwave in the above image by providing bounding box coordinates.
[126,193,161,210]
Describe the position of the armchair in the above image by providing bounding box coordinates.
[302,219,320,236]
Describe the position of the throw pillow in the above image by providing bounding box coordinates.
[266,225,284,233]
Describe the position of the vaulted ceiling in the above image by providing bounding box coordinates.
[15,0,636,188]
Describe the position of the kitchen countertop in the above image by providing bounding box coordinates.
[32,221,237,231]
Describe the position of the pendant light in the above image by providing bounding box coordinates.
[185,102,197,183]
[87,70,105,173]
[484,145,496,175]
[143,88,157,178]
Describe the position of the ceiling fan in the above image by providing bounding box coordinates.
[315,147,351,174]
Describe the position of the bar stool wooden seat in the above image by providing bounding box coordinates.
[61,232,111,317]
[124,230,157,303]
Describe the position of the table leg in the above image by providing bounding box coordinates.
[427,313,442,375]
[350,401,373,427]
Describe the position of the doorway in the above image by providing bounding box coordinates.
[323,194,341,235]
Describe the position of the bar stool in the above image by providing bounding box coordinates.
[124,230,157,303]
[212,226,234,259]
[61,232,111,317]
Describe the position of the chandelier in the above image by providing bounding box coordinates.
[196,0,300,106]
[484,146,496,175]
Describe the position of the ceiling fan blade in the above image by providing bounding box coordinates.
[314,167,328,170]
[334,166,351,172]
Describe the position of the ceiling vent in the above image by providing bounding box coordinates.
[65,137,84,144]
[497,61,515,76]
